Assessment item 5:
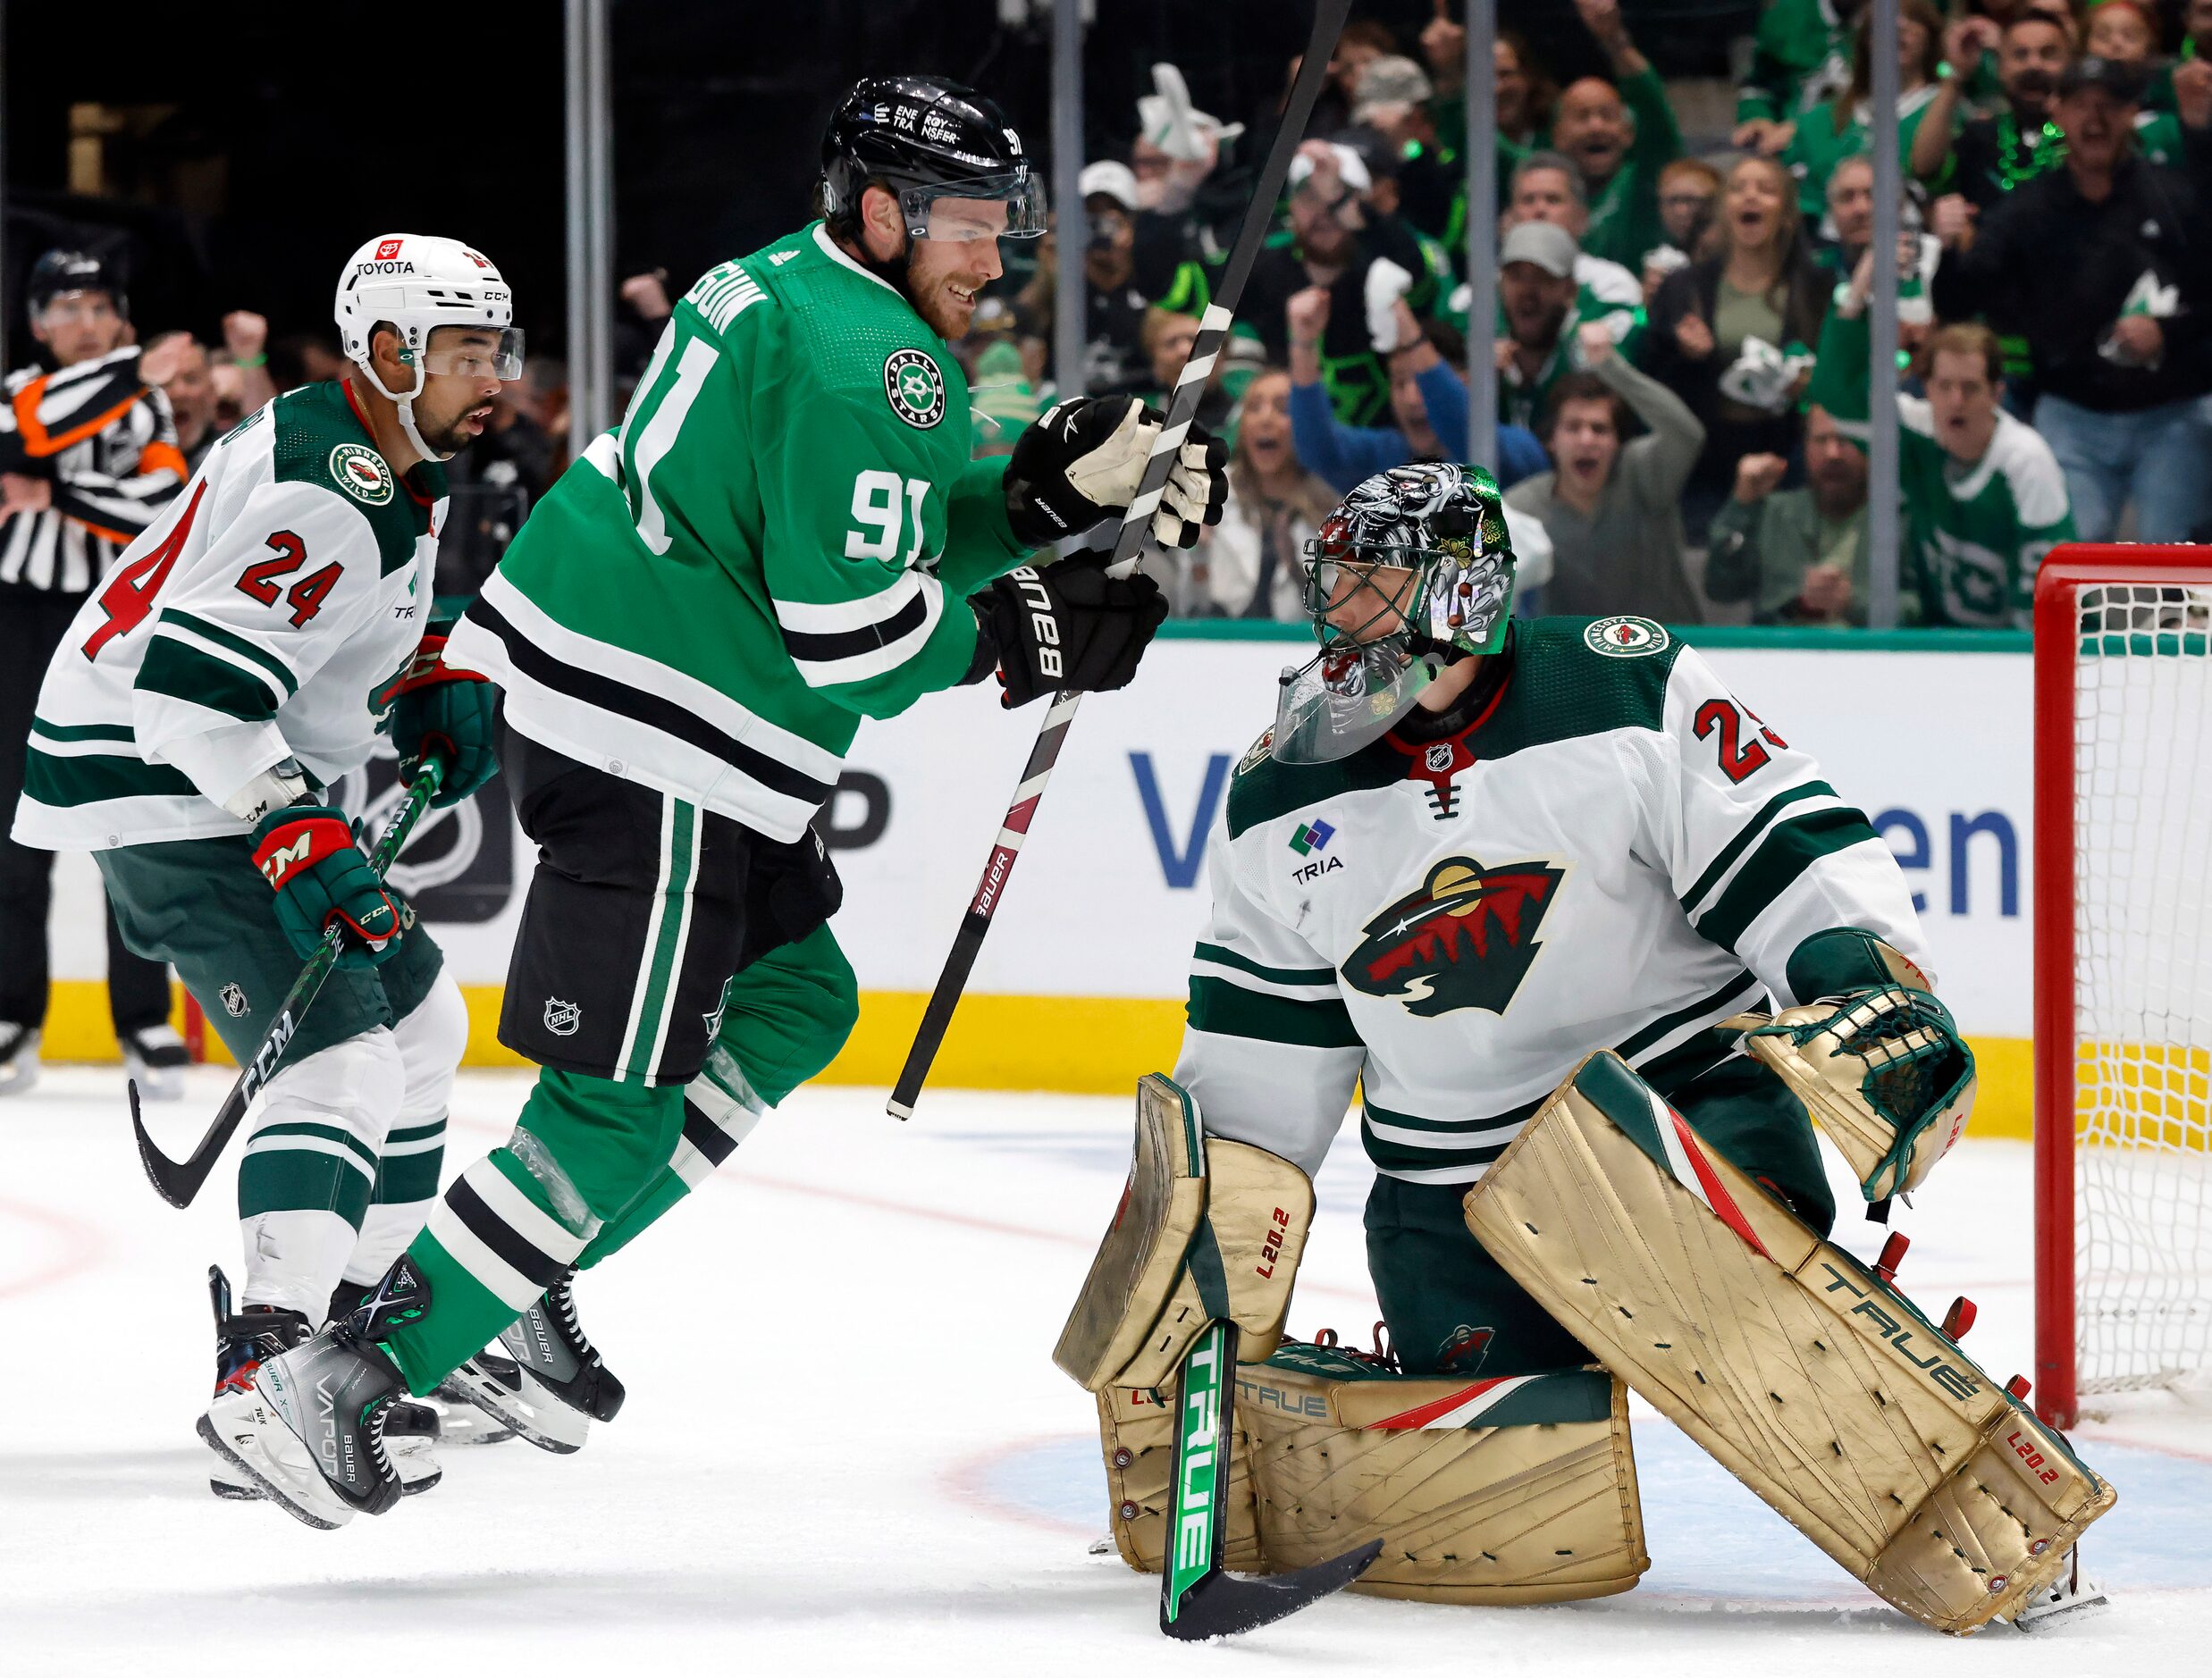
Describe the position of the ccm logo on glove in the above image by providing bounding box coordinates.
[253,816,350,886]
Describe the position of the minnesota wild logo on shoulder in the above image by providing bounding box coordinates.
[884,348,946,429]
[1585,616,1668,657]
[1342,854,1565,1017]
[330,441,393,506]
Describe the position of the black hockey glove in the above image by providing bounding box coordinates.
[970,551,1169,709]
[1003,395,1227,550]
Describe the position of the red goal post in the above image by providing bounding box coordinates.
[2034,543,2212,1429]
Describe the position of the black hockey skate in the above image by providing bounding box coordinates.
[500,1271,626,1424]
[331,1278,508,1448]
[200,1261,425,1528]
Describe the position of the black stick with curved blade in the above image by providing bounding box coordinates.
[130,756,446,1208]
[1158,1320,1380,1640]
[888,0,1355,1120]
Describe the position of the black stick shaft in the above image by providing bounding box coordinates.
[888,0,1352,1120]
[131,757,447,1208]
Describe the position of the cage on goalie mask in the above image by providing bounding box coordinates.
[1274,463,1518,765]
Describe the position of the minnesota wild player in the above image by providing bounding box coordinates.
[13,232,524,1500]
[205,73,1228,1527]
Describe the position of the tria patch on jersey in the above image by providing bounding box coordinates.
[883,348,946,429]
[1585,616,1669,658]
[1341,854,1566,1018]
[330,441,394,506]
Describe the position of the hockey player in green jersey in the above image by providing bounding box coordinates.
[1194,460,1974,1373]
[12,232,529,1497]
[207,73,1230,1528]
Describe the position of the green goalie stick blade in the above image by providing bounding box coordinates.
[1159,1320,1380,1640]
[129,754,447,1208]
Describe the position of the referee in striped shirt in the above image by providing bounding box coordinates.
[0,249,188,1097]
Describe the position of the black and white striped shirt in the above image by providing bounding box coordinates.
[0,347,186,594]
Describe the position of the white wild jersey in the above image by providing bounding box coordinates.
[1173,617,1930,1186]
[11,380,445,852]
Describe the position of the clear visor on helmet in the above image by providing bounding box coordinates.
[417,324,526,382]
[898,172,1047,241]
[1274,636,1442,765]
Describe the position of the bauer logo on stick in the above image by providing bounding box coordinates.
[883,348,946,429]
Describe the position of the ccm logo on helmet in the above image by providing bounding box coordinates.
[1010,566,1061,678]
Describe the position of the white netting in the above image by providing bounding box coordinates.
[2073,581,2212,1396]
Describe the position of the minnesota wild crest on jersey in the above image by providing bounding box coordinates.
[13,381,444,851]
[445,222,1032,844]
[1173,617,1930,1186]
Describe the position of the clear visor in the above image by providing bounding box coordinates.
[900,173,1048,241]
[419,325,525,382]
[1273,638,1441,765]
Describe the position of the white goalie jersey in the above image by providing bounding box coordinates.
[12,380,445,853]
[1173,617,1930,1186]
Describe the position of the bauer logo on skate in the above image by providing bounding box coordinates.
[1342,856,1565,1017]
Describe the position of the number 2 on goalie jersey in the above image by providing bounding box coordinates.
[1694,698,1787,784]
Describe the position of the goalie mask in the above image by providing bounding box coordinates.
[1274,463,1517,765]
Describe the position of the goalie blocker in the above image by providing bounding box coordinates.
[1058,1074,1648,1604]
[1463,1051,2115,1634]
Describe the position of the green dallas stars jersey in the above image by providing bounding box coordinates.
[13,380,443,851]
[446,222,1033,843]
[1806,307,2074,628]
[1171,618,1930,1187]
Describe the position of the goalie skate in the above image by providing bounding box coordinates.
[2011,1547,2111,1632]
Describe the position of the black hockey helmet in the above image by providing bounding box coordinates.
[27,248,125,322]
[820,75,1046,241]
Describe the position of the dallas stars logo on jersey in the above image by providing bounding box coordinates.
[883,348,946,429]
[1342,855,1564,1018]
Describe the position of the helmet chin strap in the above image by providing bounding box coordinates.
[356,349,451,462]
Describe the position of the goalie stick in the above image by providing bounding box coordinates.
[130,754,447,1209]
[888,0,1353,1122]
[1160,1320,1383,1640]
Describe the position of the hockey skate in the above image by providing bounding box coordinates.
[500,1272,626,1424]
[0,1023,40,1096]
[2012,1546,2111,1631]
[329,1279,509,1447]
[200,1261,427,1528]
[121,1023,189,1103]
[207,1270,440,1501]
[445,1337,593,1455]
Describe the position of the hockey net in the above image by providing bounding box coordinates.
[2035,545,2212,1427]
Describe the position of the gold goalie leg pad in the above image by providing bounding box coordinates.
[1463,1053,2116,1635]
[1095,1380,1263,1575]
[1239,1343,1647,1604]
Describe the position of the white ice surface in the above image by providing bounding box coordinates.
[3,1067,2208,1674]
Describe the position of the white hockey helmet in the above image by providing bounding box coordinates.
[333,232,520,460]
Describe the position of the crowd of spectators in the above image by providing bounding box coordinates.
[950,0,2212,629]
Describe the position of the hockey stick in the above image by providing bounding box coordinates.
[888,0,1353,1120]
[130,754,447,1209]
[1160,1320,1381,1640]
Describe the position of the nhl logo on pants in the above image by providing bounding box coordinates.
[543,997,582,1037]
[220,982,248,1019]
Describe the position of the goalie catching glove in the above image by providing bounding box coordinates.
[1728,929,1977,1201]
[1004,395,1227,550]
[970,551,1168,709]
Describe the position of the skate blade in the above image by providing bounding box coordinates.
[446,1361,588,1455]
[2014,1586,2114,1632]
[427,1385,518,1446]
[197,1410,347,1531]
